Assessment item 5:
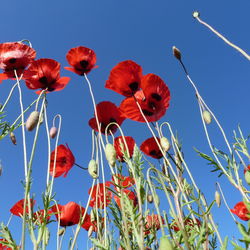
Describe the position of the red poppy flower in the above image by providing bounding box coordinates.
[114,189,138,208]
[65,46,96,75]
[51,202,87,227]
[0,42,36,81]
[114,136,135,162]
[105,60,143,97]
[111,174,135,189]
[89,182,113,209]
[140,137,163,159]
[0,239,12,250]
[50,144,75,178]
[171,217,201,232]
[120,74,170,122]
[88,101,125,134]
[24,59,70,93]
[144,214,165,235]
[231,201,250,221]
[81,214,102,232]
[33,209,52,224]
[10,199,36,217]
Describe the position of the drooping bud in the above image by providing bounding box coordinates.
[88,225,94,238]
[147,194,153,203]
[215,190,221,207]
[172,46,182,60]
[245,171,250,185]
[159,236,174,250]
[58,227,65,236]
[192,11,200,18]
[49,126,58,139]
[105,143,116,167]
[202,110,212,124]
[26,111,40,131]
[160,137,171,152]
[10,132,17,145]
[88,159,98,179]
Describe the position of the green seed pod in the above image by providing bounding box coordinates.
[88,225,94,237]
[159,236,174,250]
[147,194,153,203]
[160,137,171,152]
[90,209,96,222]
[26,111,40,131]
[105,143,116,167]
[154,194,160,206]
[215,190,221,207]
[172,46,181,60]
[10,132,17,145]
[245,171,250,185]
[202,110,212,124]
[88,159,98,179]
[50,126,58,139]
[43,227,50,245]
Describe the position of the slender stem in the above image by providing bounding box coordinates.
[74,163,88,170]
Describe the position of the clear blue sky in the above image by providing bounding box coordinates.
[0,0,250,248]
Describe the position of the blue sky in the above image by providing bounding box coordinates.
[0,0,250,248]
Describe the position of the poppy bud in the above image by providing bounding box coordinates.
[159,236,174,250]
[202,110,212,124]
[105,143,116,167]
[49,126,58,139]
[26,111,40,131]
[90,209,96,222]
[88,159,98,179]
[58,227,65,236]
[10,132,17,145]
[172,46,182,60]
[160,137,171,152]
[154,194,160,206]
[147,194,153,203]
[193,11,200,18]
[88,225,94,238]
[43,227,50,246]
[245,171,250,185]
[215,190,221,207]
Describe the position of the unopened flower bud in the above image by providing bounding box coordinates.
[49,126,58,139]
[147,194,153,203]
[202,110,212,124]
[154,194,160,206]
[26,111,40,131]
[172,46,181,60]
[58,227,65,236]
[88,159,98,179]
[160,137,171,152]
[88,225,94,238]
[10,132,17,145]
[192,11,200,18]
[44,227,50,245]
[105,143,116,167]
[159,236,174,250]
[215,190,221,207]
[90,209,96,222]
[245,171,250,185]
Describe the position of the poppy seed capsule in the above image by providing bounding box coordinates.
[105,143,116,167]
[147,194,153,203]
[49,126,58,139]
[172,46,181,60]
[193,11,200,18]
[88,159,98,179]
[215,190,221,207]
[245,171,250,185]
[160,137,171,152]
[202,110,212,124]
[159,236,174,250]
[10,132,17,145]
[26,111,40,131]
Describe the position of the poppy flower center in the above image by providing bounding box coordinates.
[129,82,139,92]
[151,93,162,101]
[59,157,67,165]
[9,58,17,64]
[39,76,48,84]
[80,60,89,69]
[149,150,161,158]
[142,109,154,116]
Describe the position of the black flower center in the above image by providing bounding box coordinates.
[151,93,162,101]
[39,76,48,84]
[80,60,89,69]
[142,109,154,116]
[129,82,139,92]
[9,58,17,64]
